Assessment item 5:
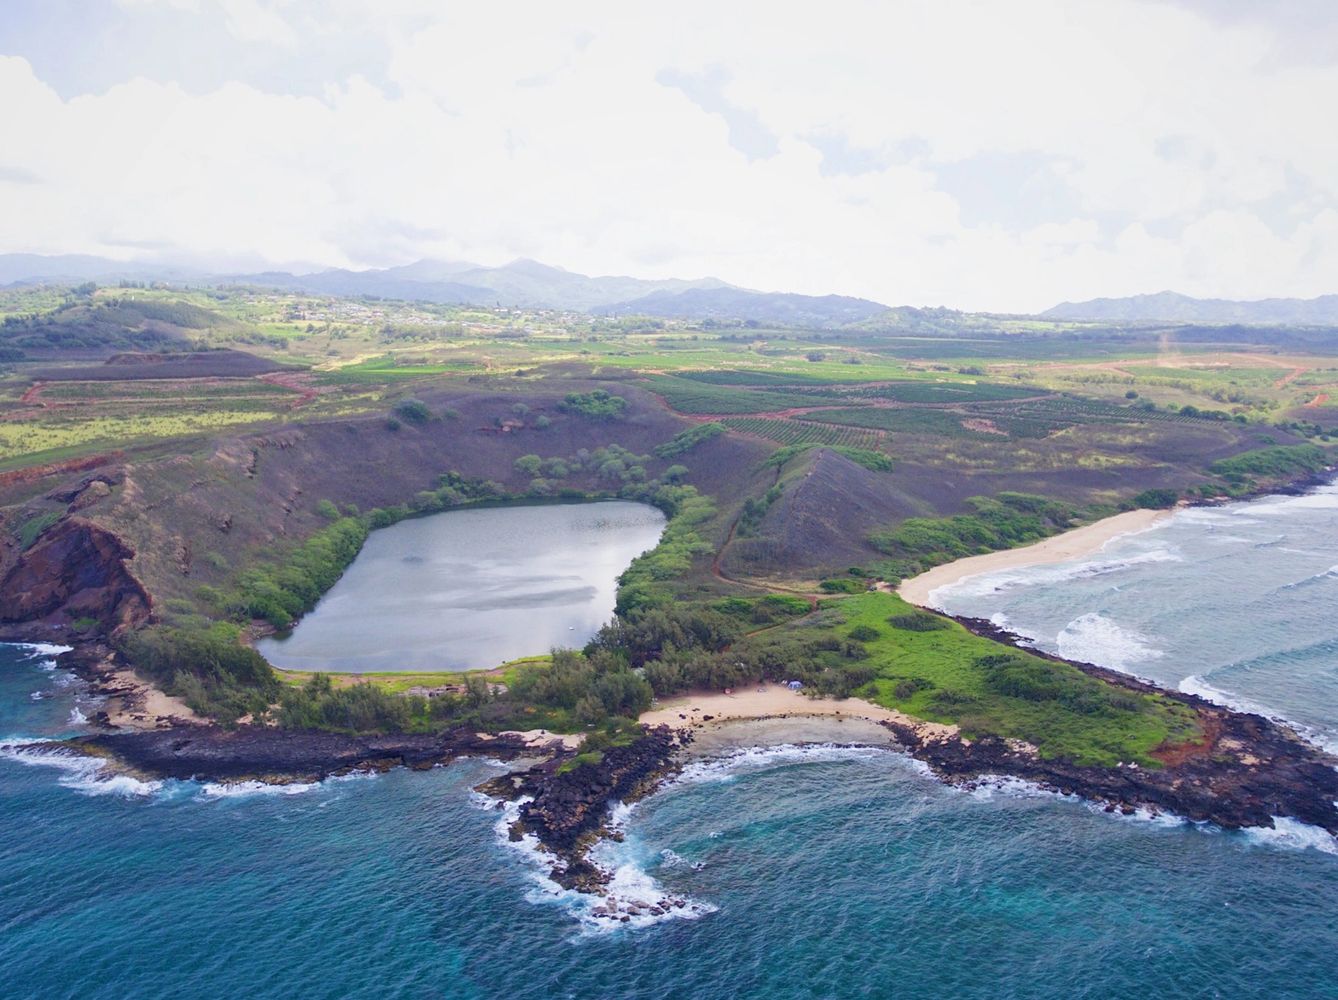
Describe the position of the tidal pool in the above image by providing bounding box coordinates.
[256,501,665,672]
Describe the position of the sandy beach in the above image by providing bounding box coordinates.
[104,670,204,729]
[640,686,957,741]
[896,507,1173,608]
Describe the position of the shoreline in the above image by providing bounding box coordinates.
[639,686,957,742]
[895,506,1174,607]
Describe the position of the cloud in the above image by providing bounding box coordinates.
[1,0,1336,311]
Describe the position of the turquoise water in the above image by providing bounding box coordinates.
[4,487,1338,998]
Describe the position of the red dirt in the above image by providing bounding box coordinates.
[1305,393,1329,408]
[1151,711,1221,767]
[0,451,124,490]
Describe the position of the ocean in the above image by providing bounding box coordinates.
[3,487,1338,999]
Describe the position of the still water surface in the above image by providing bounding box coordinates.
[257,501,664,672]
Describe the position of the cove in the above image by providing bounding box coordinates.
[256,501,665,672]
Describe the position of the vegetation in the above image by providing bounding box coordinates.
[5,280,1332,762]
[1209,444,1330,482]
[869,493,1081,584]
[559,389,627,420]
[653,422,726,458]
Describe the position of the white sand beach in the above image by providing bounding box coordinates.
[640,685,956,741]
[895,507,1173,608]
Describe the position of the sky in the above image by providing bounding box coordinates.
[1,0,1336,312]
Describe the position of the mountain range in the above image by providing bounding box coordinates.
[1043,290,1338,326]
[5,254,1337,327]
[0,254,888,327]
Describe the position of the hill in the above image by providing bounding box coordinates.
[1044,290,1338,325]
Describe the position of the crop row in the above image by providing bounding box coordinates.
[723,417,883,449]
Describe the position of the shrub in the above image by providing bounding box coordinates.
[394,398,431,423]
[1131,488,1178,509]
[887,611,950,632]
[654,422,726,458]
[819,578,865,594]
[848,624,881,642]
[559,389,627,420]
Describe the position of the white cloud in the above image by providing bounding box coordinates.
[3,0,1338,311]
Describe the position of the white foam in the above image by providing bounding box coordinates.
[1055,613,1164,671]
[1242,817,1338,856]
[478,791,715,935]
[0,739,161,797]
[195,779,321,799]
[1179,676,1338,756]
[68,706,87,725]
[936,549,1182,606]
[674,743,898,787]
[3,642,74,658]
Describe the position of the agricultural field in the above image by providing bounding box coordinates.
[721,417,884,449]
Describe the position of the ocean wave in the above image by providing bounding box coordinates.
[3,642,74,658]
[1055,613,1164,672]
[673,743,901,787]
[1276,564,1338,592]
[479,793,715,935]
[1242,817,1338,856]
[937,549,1182,605]
[0,738,162,797]
[1178,676,1338,755]
[195,779,322,799]
[68,706,87,725]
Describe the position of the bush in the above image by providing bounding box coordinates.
[848,624,881,642]
[394,398,431,423]
[653,422,725,458]
[887,611,950,632]
[819,578,865,594]
[121,622,279,725]
[1131,488,1178,509]
[559,389,627,420]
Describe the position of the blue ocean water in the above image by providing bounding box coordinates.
[932,483,1338,754]
[4,488,1338,998]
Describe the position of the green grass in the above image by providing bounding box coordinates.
[756,592,1200,767]
[1209,443,1331,480]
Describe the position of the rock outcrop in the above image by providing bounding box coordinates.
[0,518,150,632]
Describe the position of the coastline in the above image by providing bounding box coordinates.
[639,686,957,742]
[896,507,1174,608]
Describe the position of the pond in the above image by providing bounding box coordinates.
[256,501,666,672]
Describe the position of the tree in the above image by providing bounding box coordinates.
[514,454,542,476]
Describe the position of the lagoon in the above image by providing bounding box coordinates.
[256,501,665,672]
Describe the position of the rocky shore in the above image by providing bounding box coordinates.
[25,724,552,784]
[919,615,1338,834]
[476,726,685,892]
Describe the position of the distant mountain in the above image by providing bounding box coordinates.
[224,258,732,311]
[1043,291,1338,325]
[0,253,208,285]
[594,287,890,327]
[0,253,878,323]
[225,268,495,305]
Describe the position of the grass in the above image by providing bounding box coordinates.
[0,408,288,465]
[754,592,1201,767]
